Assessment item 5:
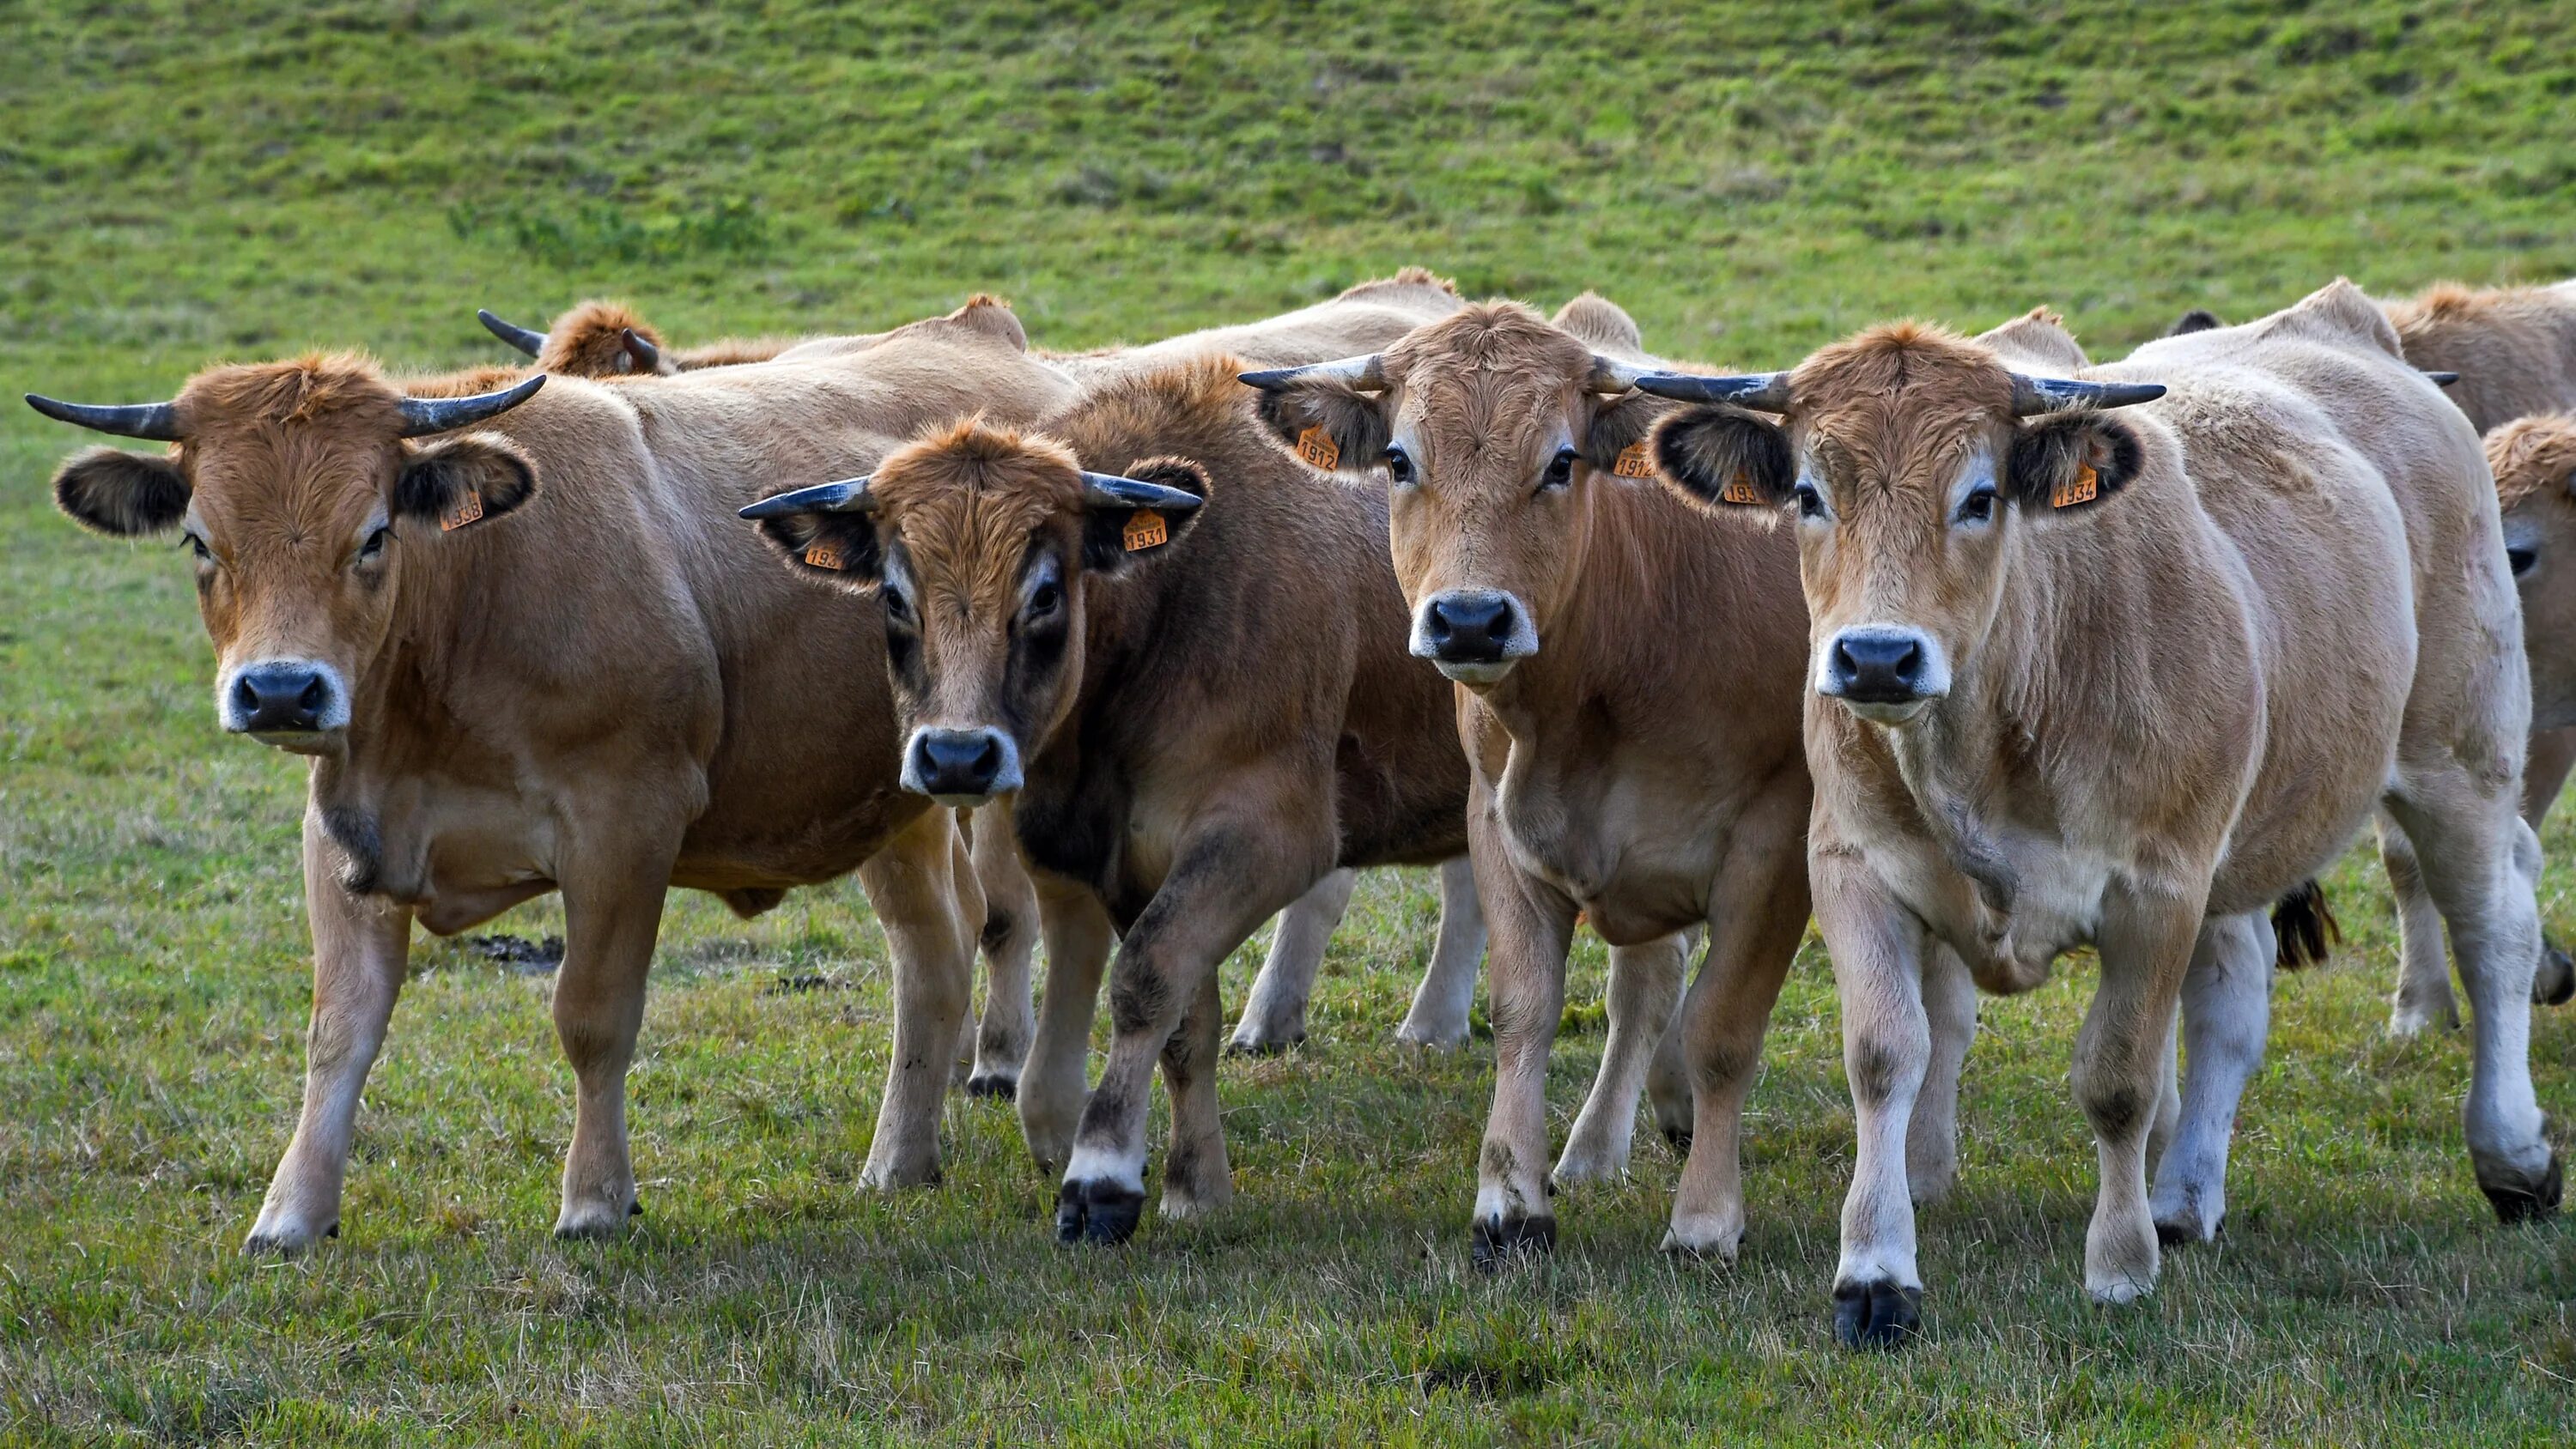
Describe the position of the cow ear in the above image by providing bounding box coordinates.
[1251,381,1392,476]
[52,446,191,537]
[1649,405,1794,513]
[1579,391,1671,480]
[752,509,884,590]
[395,432,538,531]
[2004,414,2143,514]
[1082,457,1208,573]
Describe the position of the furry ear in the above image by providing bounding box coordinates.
[52,447,190,537]
[751,509,885,589]
[1649,405,1794,512]
[1251,384,1392,476]
[1082,456,1209,573]
[2004,414,2143,513]
[394,433,538,530]
[1579,391,1672,478]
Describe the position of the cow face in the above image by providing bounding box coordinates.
[1242,303,1662,688]
[2489,415,2576,729]
[1643,326,2158,726]
[34,360,542,754]
[744,421,1205,806]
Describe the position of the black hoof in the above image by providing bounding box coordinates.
[1224,1034,1303,1058]
[1054,1178,1146,1246]
[1662,1125,1694,1158]
[629,1198,644,1217]
[2483,1149,2564,1224]
[2538,940,2575,1007]
[965,1073,1018,1102]
[1468,1213,1557,1271]
[2154,1216,2220,1248]
[1832,1277,1923,1350]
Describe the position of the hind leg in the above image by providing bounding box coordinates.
[1907,943,1978,1207]
[2381,815,2458,1035]
[1646,925,1704,1155]
[1229,869,1356,1053]
[1397,857,1486,1047]
[1553,931,1685,1186]
[2149,911,2273,1245]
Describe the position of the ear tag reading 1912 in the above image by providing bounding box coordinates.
[1719,470,1763,505]
[1123,509,1169,552]
[2052,460,2099,509]
[804,540,846,570]
[1612,440,1656,478]
[1294,426,1341,470]
[440,489,485,531]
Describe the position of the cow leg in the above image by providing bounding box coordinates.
[1815,844,1932,1349]
[2510,810,2574,1008]
[1056,813,1316,1246]
[1229,868,1356,1053]
[1908,943,1978,1208]
[1469,801,1577,1268]
[2382,790,2561,1221]
[2148,910,2273,1246]
[2524,724,2576,826]
[550,834,684,1238]
[965,802,1039,1100]
[2381,815,2458,1035]
[246,812,414,1254]
[1662,840,1806,1259]
[2075,882,2202,1305]
[1396,856,1486,1047]
[1019,874,1114,1174]
[854,807,978,1191]
[1553,931,1686,1186]
[1158,960,1233,1218]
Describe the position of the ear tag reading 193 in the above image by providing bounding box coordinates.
[1294,426,1341,470]
[1719,470,1763,505]
[2052,460,2099,509]
[1612,440,1656,478]
[440,488,485,531]
[804,540,846,570]
[1123,509,1169,552]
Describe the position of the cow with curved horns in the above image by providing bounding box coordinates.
[27,296,1071,1251]
[1643,281,2559,1347]
[478,299,795,377]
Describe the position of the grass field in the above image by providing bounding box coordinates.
[6,1,2576,1441]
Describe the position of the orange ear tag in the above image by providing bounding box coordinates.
[1294,426,1341,470]
[2052,461,2099,509]
[1612,440,1656,479]
[439,489,485,531]
[1719,470,1764,505]
[1122,509,1169,552]
[804,541,846,570]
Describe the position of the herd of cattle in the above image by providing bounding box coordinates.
[27,268,2576,1348]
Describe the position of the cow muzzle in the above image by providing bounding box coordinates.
[1413,589,1540,686]
[1819,625,1949,724]
[219,659,350,753]
[902,726,1023,807]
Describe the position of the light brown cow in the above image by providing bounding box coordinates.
[1643,282,2557,1347]
[28,297,1070,1251]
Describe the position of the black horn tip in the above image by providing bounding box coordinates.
[477,308,548,356]
[2425,370,2462,388]
[1237,367,1298,390]
[622,328,661,367]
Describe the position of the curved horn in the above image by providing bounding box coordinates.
[1630,371,1795,412]
[397,374,546,438]
[25,392,183,440]
[739,476,875,521]
[477,308,548,357]
[1080,471,1205,514]
[621,328,663,373]
[2008,374,2166,415]
[1588,355,1649,394]
[1238,355,1386,392]
[2423,370,2461,389]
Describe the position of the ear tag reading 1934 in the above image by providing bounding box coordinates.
[1719,470,1763,505]
[1294,426,1340,470]
[1612,440,1656,478]
[1123,509,1169,552]
[804,540,845,570]
[2052,460,2099,509]
[440,488,485,531]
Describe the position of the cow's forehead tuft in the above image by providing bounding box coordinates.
[1794,323,2015,425]
[178,353,407,434]
[1392,300,1590,383]
[870,419,1086,517]
[2489,415,2576,510]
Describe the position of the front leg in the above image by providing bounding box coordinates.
[246,810,414,1254]
[854,806,979,1191]
[550,828,683,1238]
[1814,841,1933,1349]
[965,801,1039,1099]
[1467,799,1577,1268]
[1019,874,1115,1174]
[2078,880,2206,1303]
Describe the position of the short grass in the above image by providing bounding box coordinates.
[5,1,2576,1442]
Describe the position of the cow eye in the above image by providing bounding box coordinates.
[1383,446,1415,486]
[1025,580,1061,620]
[358,525,392,562]
[183,533,213,564]
[2509,543,2540,579]
[1793,482,1828,520]
[882,584,915,625]
[1955,485,1996,524]
[1538,447,1576,493]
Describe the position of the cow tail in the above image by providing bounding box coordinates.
[2271,879,2342,971]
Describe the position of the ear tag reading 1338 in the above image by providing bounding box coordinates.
[1123,509,1169,551]
[804,541,845,570]
[2052,460,2099,509]
[440,488,485,531]
[1719,470,1763,505]
[1612,440,1656,478]
[1294,426,1340,470]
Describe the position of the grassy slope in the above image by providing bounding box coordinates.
[4,0,2576,1441]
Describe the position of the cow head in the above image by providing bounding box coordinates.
[1238,300,1663,688]
[31,359,544,754]
[741,420,1204,806]
[2490,414,2576,729]
[1639,325,2161,726]
[481,301,676,376]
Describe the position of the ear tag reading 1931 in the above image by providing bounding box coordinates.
[1612,440,1656,478]
[804,540,845,570]
[1294,426,1341,470]
[1719,470,1763,505]
[440,489,485,531]
[2052,460,2099,509]
[1123,509,1169,552]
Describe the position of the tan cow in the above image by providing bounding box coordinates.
[1643,282,2557,1346]
[28,297,1070,1251]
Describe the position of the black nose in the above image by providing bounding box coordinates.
[909,728,1008,798]
[1425,593,1516,663]
[230,665,330,733]
[1830,631,1924,703]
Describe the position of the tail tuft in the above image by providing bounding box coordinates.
[2272,879,2341,970]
